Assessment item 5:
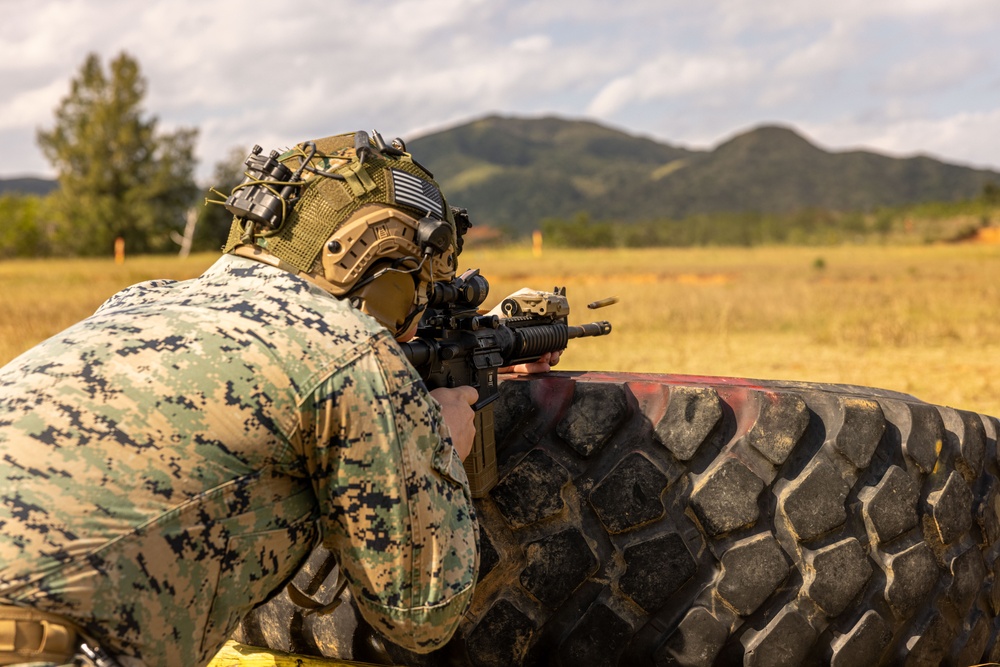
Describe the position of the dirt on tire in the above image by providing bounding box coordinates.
[234,371,1000,666]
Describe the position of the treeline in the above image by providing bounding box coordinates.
[6,50,999,259]
[539,191,1000,249]
[0,191,235,259]
[8,185,997,259]
[0,51,239,260]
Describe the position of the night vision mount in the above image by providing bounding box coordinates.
[224,145,305,241]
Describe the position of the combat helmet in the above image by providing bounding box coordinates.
[218,130,459,337]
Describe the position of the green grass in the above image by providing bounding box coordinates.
[2,245,998,418]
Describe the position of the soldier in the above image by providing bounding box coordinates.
[0,131,526,666]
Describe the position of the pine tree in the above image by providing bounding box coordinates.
[37,52,198,255]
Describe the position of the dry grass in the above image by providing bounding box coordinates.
[0,254,214,364]
[2,244,998,417]
[465,244,1000,418]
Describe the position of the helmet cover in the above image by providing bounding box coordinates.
[221,131,459,332]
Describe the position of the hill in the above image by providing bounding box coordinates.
[0,177,57,196]
[6,117,998,239]
[408,116,1000,233]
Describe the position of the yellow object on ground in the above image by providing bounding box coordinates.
[207,640,383,667]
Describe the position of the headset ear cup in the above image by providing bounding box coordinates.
[350,269,417,335]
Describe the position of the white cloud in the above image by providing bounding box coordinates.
[0,80,68,131]
[772,20,860,79]
[4,0,1000,178]
[381,0,482,35]
[511,35,552,53]
[504,0,692,25]
[802,109,1000,170]
[715,0,997,33]
[877,50,986,95]
[0,2,94,70]
[587,52,762,116]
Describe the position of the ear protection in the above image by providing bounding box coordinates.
[349,266,419,336]
[346,217,450,337]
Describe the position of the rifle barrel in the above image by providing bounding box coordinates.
[567,321,612,338]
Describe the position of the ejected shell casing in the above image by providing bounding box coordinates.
[587,296,619,310]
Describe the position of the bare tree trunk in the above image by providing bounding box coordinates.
[170,207,198,258]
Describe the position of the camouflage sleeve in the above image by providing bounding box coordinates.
[93,279,179,314]
[299,330,479,653]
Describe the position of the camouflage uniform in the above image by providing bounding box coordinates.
[0,254,479,667]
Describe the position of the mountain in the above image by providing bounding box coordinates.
[6,117,997,235]
[0,177,57,196]
[408,116,1000,233]
[408,116,696,231]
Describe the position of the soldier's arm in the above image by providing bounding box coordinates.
[300,331,479,653]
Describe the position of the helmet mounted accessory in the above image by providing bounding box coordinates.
[214,130,459,337]
[223,142,321,244]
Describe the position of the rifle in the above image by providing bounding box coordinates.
[401,268,612,497]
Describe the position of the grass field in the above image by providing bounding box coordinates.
[2,244,998,418]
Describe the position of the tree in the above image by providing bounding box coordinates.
[982,182,1000,206]
[193,146,248,252]
[0,195,49,258]
[37,52,198,256]
[540,212,616,248]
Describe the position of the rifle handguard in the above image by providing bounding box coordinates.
[399,274,613,498]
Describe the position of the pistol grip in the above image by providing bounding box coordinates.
[463,402,498,498]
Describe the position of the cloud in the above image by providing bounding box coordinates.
[586,51,762,116]
[876,50,986,96]
[504,0,692,25]
[802,108,1000,170]
[5,0,1000,179]
[511,34,552,53]
[0,80,68,132]
[0,2,95,70]
[771,21,860,79]
[381,0,484,35]
[715,0,998,33]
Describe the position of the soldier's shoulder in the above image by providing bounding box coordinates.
[95,279,180,314]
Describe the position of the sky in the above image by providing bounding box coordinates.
[3,0,1000,183]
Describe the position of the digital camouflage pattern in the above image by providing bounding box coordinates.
[0,255,478,667]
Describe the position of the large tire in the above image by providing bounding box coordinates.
[235,371,1000,666]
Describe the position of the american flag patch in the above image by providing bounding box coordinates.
[391,169,444,219]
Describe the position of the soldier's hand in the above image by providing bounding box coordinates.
[500,350,562,374]
[430,386,479,461]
